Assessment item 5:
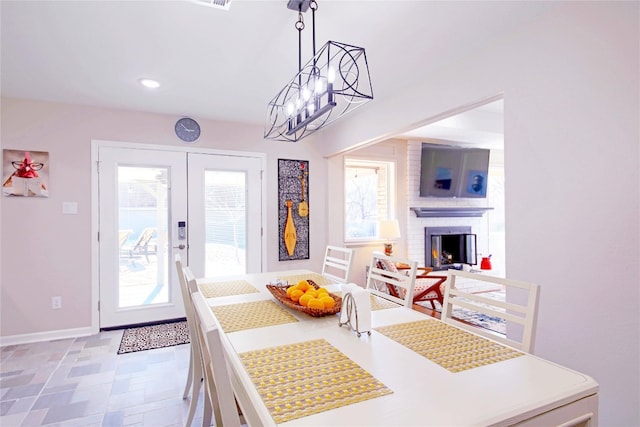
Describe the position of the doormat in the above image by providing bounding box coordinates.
[117,320,190,354]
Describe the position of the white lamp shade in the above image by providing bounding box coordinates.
[379,219,401,240]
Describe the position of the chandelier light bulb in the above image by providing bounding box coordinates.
[286,102,295,116]
[315,78,324,94]
[327,67,336,83]
[307,103,316,114]
[302,87,311,101]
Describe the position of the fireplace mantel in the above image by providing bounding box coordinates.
[410,207,493,218]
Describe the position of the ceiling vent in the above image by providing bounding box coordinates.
[187,0,232,10]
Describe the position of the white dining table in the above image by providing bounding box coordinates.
[198,269,598,427]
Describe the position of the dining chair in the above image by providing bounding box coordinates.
[175,256,205,427]
[365,251,417,307]
[442,270,540,353]
[378,259,448,309]
[321,245,354,283]
[191,290,242,427]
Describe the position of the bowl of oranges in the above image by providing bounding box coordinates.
[266,279,342,317]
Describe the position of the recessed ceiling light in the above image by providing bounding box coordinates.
[139,78,160,89]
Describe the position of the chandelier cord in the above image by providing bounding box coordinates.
[295,6,304,87]
[310,0,318,57]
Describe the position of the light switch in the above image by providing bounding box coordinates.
[63,202,78,215]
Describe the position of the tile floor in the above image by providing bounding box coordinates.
[0,331,205,427]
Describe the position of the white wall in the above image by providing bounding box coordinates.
[0,98,329,338]
[322,2,639,426]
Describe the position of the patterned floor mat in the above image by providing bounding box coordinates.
[117,320,189,354]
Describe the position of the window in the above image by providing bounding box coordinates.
[344,159,395,241]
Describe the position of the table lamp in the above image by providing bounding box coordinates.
[379,219,401,256]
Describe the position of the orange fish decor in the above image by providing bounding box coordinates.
[284,200,297,256]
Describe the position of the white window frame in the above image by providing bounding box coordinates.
[344,157,396,243]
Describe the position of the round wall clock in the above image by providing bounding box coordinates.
[175,117,201,143]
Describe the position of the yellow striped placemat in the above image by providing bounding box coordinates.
[370,294,401,311]
[276,273,333,287]
[375,320,523,373]
[239,339,392,424]
[333,292,401,311]
[198,279,259,298]
[211,300,298,333]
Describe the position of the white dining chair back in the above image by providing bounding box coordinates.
[442,270,540,353]
[174,255,206,427]
[191,289,242,427]
[365,251,417,307]
[321,245,354,283]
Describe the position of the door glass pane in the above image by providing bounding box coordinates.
[204,170,246,277]
[118,166,169,308]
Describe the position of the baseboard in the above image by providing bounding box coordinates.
[0,326,96,347]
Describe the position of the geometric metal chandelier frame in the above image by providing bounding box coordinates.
[264,0,373,142]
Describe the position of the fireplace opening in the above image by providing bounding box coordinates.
[425,226,477,270]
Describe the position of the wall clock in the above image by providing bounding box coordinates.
[175,117,201,143]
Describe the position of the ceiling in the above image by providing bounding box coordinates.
[397,99,504,150]
[1,1,553,142]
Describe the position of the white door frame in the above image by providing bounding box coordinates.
[90,140,266,333]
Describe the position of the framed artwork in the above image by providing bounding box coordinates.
[278,159,309,261]
[2,149,50,197]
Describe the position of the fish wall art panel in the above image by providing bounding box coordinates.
[278,159,309,261]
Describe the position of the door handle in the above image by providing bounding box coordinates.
[173,244,186,250]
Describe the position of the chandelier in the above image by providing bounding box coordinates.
[264,0,374,142]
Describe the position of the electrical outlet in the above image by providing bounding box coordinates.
[51,296,62,310]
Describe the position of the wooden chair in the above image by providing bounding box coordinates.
[191,290,242,427]
[442,270,540,353]
[413,273,448,309]
[321,245,354,283]
[175,256,205,427]
[365,251,417,307]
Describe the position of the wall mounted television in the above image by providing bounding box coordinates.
[419,143,490,198]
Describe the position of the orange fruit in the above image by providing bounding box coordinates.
[290,289,304,302]
[307,298,324,309]
[304,289,318,298]
[316,288,329,296]
[286,285,297,298]
[297,280,310,291]
[319,295,335,309]
[299,293,313,307]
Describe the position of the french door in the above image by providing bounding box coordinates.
[97,145,263,328]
